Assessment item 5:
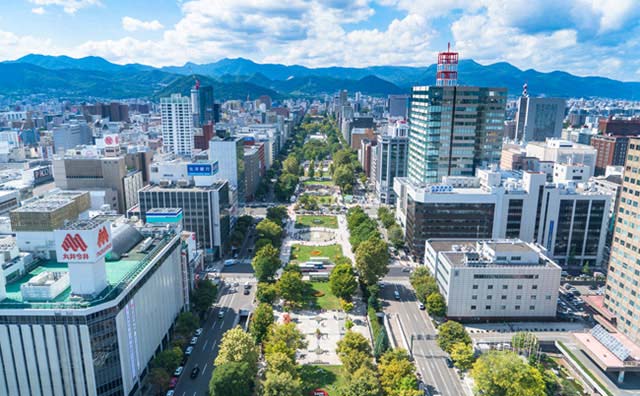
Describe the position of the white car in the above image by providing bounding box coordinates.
[195,328,203,336]
[218,309,225,319]
[173,366,184,376]
[190,337,198,345]
[185,346,194,356]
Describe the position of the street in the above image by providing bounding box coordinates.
[172,281,256,396]
[381,265,467,396]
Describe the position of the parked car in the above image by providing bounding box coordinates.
[243,288,250,295]
[402,267,412,273]
[445,358,454,368]
[195,328,203,336]
[173,366,184,377]
[190,337,198,345]
[218,309,226,319]
[394,291,401,300]
[191,366,200,379]
[185,346,194,356]
[166,390,175,396]
[169,377,178,389]
[418,302,426,310]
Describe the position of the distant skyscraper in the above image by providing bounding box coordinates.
[388,95,409,119]
[161,94,193,157]
[199,85,215,125]
[407,85,507,184]
[514,84,566,142]
[375,121,408,204]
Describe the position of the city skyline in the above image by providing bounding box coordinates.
[0,0,638,81]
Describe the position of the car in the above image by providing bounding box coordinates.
[173,366,184,376]
[190,337,198,345]
[402,267,412,273]
[233,281,240,287]
[195,328,203,336]
[445,358,454,368]
[244,282,251,290]
[394,291,401,300]
[166,391,175,396]
[243,288,250,295]
[185,346,194,356]
[218,309,226,319]
[378,282,385,288]
[169,377,178,389]
[418,302,426,310]
[191,366,200,379]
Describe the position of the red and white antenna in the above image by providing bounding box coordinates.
[436,42,458,87]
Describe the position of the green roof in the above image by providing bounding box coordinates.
[1,236,174,310]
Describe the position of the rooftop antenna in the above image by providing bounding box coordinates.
[436,42,458,87]
[522,83,529,97]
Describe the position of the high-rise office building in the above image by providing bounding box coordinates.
[407,85,507,184]
[51,121,93,153]
[199,85,215,126]
[210,137,246,206]
[605,138,640,344]
[388,95,409,119]
[374,121,408,204]
[591,135,630,175]
[161,94,193,157]
[514,86,566,142]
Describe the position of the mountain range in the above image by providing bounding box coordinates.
[0,54,638,100]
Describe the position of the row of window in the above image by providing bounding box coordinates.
[472,283,538,289]
[470,305,537,311]
[471,294,551,300]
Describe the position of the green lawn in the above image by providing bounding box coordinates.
[306,281,341,310]
[300,365,343,394]
[290,244,343,263]
[304,179,334,186]
[295,215,338,229]
[316,195,335,205]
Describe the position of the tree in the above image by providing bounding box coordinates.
[266,206,288,225]
[262,370,303,396]
[265,351,297,376]
[582,262,591,276]
[338,365,382,396]
[256,219,283,247]
[426,292,447,317]
[250,303,274,345]
[450,342,475,371]
[148,367,170,394]
[208,362,253,396]
[410,268,439,303]
[336,330,373,373]
[377,207,395,229]
[511,332,540,357]
[329,263,358,300]
[388,224,404,248]
[251,244,281,282]
[334,165,355,192]
[437,321,471,354]
[192,280,217,315]
[471,351,546,396]
[257,282,278,304]
[276,270,305,305]
[275,173,298,201]
[378,349,421,396]
[153,347,183,372]
[214,327,258,374]
[255,238,273,252]
[373,328,390,359]
[355,237,390,285]
[308,160,315,178]
[175,311,200,337]
[282,155,300,176]
[264,322,307,361]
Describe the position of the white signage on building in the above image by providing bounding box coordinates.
[54,222,112,263]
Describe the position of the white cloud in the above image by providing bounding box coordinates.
[29,0,101,14]
[122,17,164,32]
[31,7,46,15]
[0,29,57,60]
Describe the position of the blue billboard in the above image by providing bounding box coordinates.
[187,162,219,176]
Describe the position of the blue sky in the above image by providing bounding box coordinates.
[0,0,638,81]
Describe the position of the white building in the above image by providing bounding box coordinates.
[525,139,597,177]
[0,217,189,396]
[425,239,561,320]
[161,94,193,157]
[394,168,611,270]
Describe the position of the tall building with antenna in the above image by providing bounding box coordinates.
[514,83,566,142]
[406,44,507,184]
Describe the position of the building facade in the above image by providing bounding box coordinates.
[425,239,561,320]
[138,181,230,258]
[514,97,566,142]
[605,138,640,344]
[374,122,408,204]
[407,85,507,184]
[209,137,245,206]
[394,168,610,269]
[161,94,193,157]
[591,135,630,176]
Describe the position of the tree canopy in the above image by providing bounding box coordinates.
[329,262,358,301]
[249,303,274,345]
[214,327,259,374]
[208,362,254,396]
[251,244,282,282]
[355,237,390,286]
[437,321,472,354]
[471,351,546,396]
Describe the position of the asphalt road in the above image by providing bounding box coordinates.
[381,271,466,396]
[172,283,256,396]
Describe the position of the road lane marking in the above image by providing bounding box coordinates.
[203,363,208,373]
[211,340,217,351]
[202,340,208,351]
